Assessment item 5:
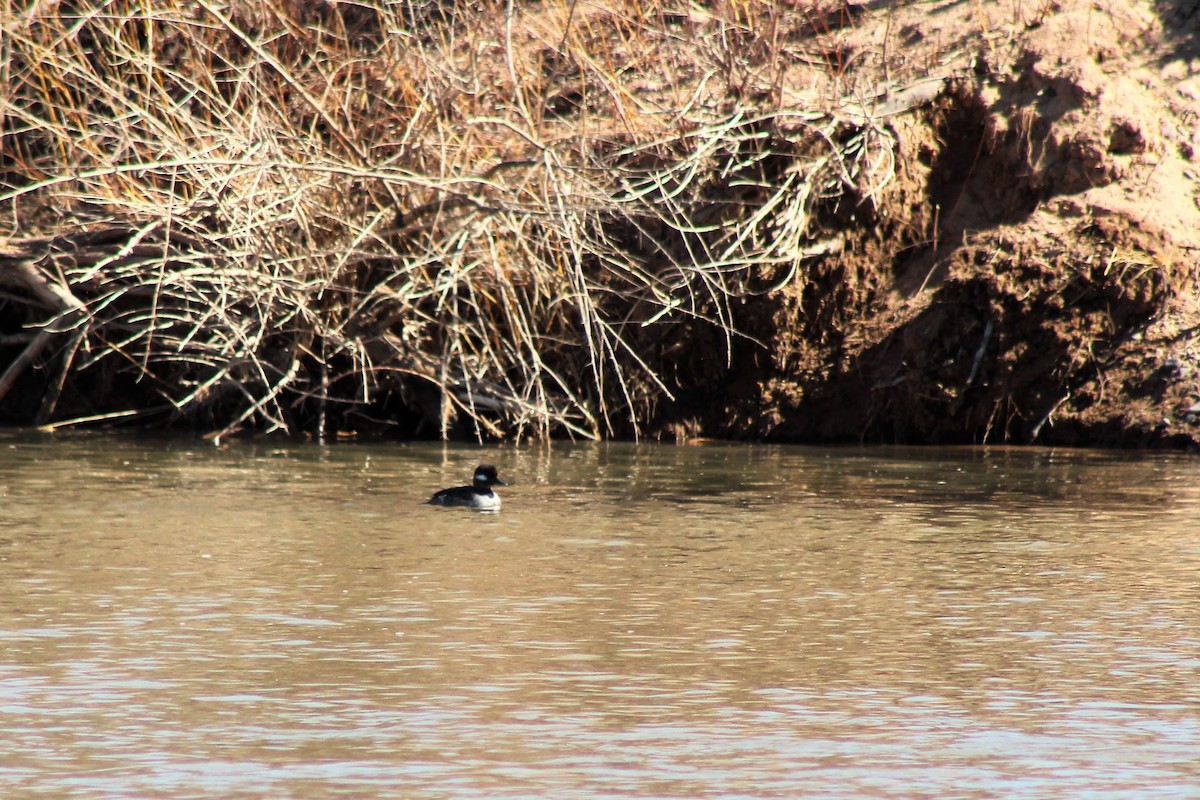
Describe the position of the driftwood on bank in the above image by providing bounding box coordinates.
[0,224,233,429]
[0,247,87,411]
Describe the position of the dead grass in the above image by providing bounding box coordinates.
[0,0,892,441]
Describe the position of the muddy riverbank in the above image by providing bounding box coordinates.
[2,0,1198,446]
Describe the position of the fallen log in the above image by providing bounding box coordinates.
[0,253,88,404]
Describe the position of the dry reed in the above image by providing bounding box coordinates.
[0,0,893,441]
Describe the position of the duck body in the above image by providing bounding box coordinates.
[427,464,506,511]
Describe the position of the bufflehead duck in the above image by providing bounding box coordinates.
[427,464,506,510]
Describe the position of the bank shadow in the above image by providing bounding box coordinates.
[1152,1,1200,63]
[781,238,1171,447]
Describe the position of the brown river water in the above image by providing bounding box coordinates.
[1,433,1198,798]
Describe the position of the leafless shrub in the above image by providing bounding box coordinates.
[0,0,894,440]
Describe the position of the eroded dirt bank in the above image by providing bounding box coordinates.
[1,0,1199,446]
[655,0,1200,447]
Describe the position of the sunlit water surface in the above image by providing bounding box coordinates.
[1,435,1198,798]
